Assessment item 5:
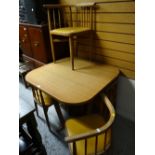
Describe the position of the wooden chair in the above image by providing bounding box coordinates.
[65,94,115,155]
[44,3,95,70]
[31,86,57,129]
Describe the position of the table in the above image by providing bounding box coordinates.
[26,58,119,124]
[26,58,119,105]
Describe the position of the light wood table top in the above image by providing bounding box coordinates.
[26,58,119,105]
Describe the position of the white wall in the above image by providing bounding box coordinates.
[116,76,135,122]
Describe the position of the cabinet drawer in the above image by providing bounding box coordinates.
[19,25,32,57]
[28,27,48,63]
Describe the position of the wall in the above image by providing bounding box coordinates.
[60,0,135,121]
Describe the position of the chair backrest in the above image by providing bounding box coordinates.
[74,2,95,29]
[44,3,95,31]
[45,5,70,30]
[32,86,45,105]
[31,86,52,107]
[65,94,115,155]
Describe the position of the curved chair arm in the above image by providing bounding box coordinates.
[65,94,115,143]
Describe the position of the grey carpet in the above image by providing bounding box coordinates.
[19,80,135,155]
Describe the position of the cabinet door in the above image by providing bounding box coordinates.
[19,25,32,57]
[28,27,48,63]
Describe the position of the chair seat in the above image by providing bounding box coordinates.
[34,90,53,106]
[50,27,91,37]
[65,114,111,155]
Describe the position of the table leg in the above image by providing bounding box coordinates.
[105,80,118,108]
[53,99,65,128]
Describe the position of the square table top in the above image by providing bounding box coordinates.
[26,58,119,105]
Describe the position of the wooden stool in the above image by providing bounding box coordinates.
[19,63,32,87]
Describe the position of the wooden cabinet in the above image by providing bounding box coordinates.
[19,23,52,67]
[20,23,69,67]
[19,25,32,57]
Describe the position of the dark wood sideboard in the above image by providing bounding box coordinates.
[19,23,51,67]
[19,23,69,67]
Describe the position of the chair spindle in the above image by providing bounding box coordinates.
[73,141,76,155]
[95,135,98,155]
[69,6,73,27]
[53,9,56,28]
[58,9,61,28]
[47,9,52,30]
[104,130,107,151]
[85,138,87,155]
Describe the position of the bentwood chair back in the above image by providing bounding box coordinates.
[65,94,115,155]
[44,3,96,70]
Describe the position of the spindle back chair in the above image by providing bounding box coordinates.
[44,3,96,70]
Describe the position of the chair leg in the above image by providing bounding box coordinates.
[69,36,74,70]
[53,102,65,128]
[74,36,79,57]
[50,34,56,62]
[42,106,51,129]
[34,101,39,116]
[89,31,94,61]
[105,148,111,155]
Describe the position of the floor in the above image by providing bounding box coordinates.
[19,79,135,155]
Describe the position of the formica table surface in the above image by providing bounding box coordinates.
[26,58,119,105]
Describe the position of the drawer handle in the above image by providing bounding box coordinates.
[34,42,39,47]
[22,39,25,43]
